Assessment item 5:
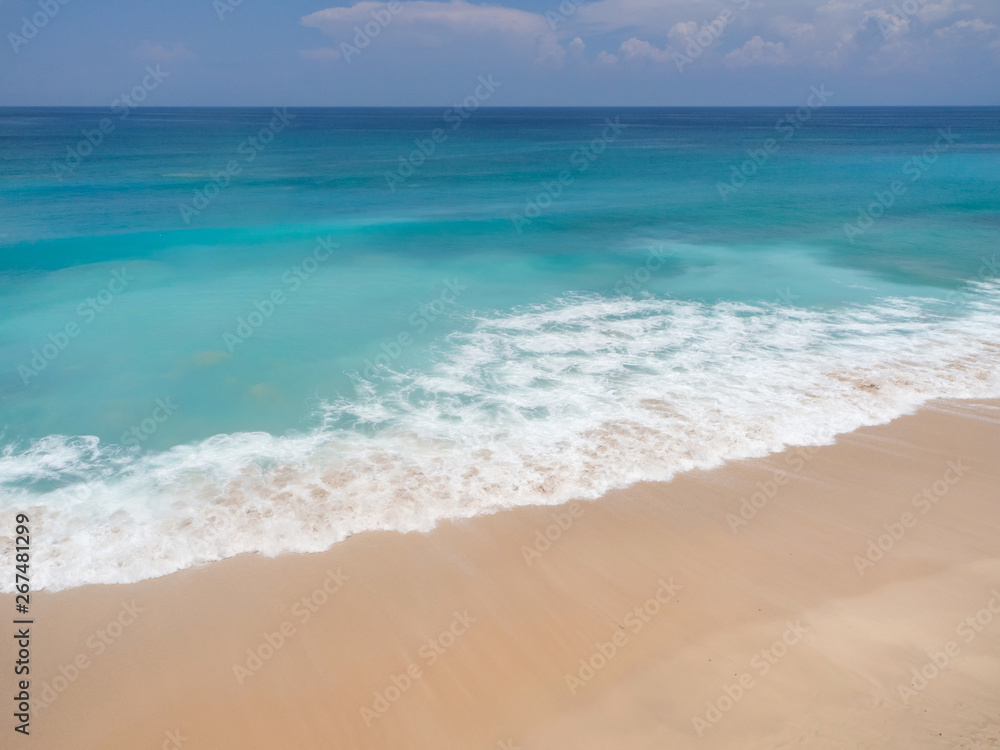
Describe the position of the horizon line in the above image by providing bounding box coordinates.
[3,104,1000,109]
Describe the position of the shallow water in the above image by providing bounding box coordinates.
[1,106,998,589]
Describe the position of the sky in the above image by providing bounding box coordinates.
[1,0,999,106]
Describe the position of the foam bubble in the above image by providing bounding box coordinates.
[3,283,1000,591]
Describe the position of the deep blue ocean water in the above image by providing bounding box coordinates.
[1,107,998,589]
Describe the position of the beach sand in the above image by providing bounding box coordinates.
[5,398,1000,749]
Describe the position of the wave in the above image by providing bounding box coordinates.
[2,282,1000,591]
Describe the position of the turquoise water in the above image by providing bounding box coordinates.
[2,107,999,589]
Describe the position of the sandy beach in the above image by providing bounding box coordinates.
[6,12,1000,750]
[6,398,1000,749]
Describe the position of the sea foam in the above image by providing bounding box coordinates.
[2,283,999,591]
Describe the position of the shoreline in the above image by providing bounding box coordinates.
[4,397,1000,748]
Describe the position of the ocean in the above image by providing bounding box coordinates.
[2,106,999,591]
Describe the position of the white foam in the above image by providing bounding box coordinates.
[3,283,1000,591]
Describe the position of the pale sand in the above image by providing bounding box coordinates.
[4,399,1000,749]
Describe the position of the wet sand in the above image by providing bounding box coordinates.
[5,399,1000,749]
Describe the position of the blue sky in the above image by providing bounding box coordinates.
[2,0,999,105]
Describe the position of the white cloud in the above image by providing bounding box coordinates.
[933,17,996,36]
[619,37,671,63]
[770,17,816,41]
[917,0,958,23]
[668,21,699,42]
[595,50,618,66]
[574,0,734,37]
[860,9,911,43]
[299,0,1000,74]
[302,0,546,38]
[723,36,790,67]
[134,41,195,62]
[536,32,568,65]
[302,0,562,63]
